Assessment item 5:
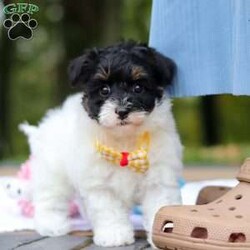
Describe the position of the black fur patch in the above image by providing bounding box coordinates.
[68,41,176,121]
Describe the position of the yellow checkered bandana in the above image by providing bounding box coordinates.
[95,132,150,173]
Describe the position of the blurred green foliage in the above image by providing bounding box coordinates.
[0,0,250,166]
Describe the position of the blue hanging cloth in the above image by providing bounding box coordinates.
[149,0,250,97]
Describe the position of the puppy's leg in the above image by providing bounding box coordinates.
[142,184,181,246]
[33,161,73,236]
[84,187,134,247]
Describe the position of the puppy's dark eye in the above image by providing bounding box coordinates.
[99,85,111,97]
[133,84,144,94]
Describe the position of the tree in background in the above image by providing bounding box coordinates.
[0,0,16,158]
[56,0,123,102]
[200,96,220,146]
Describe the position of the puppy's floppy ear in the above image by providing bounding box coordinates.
[132,44,176,86]
[68,49,100,88]
[152,50,176,86]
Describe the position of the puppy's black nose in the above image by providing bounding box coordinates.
[115,108,129,120]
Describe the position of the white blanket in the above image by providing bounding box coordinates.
[0,177,238,233]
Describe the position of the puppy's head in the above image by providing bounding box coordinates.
[68,41,176,129]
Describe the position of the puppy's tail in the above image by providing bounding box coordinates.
[19,122,40,156]
[18,122,38,138]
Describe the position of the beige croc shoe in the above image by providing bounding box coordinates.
[196,186,231,205]
[152,158,250,250]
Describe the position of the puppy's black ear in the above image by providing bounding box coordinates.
[152,50,176,86]
[68,49,99,88]
[132,44,176,86]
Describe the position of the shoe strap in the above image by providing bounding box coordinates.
[237,158,250,183]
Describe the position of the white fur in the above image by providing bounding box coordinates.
[21,93,183,247]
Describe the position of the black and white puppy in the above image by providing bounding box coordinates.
[20,41,183,247]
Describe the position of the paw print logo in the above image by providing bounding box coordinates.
[3,13,38,40]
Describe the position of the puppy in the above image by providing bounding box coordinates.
[21,41,183,247]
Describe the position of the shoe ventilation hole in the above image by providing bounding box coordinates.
[191,227,208,239]
[162,221,174,233]
[216,199,223,204]
[190,209,198,212]
[213,214,220,217]
[235,215,243,219]
[235,194,243,200]
[229,233,246,243]
[229,207,236,211]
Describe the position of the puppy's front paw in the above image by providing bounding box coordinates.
[35,212,70,236]
[94,224,134,247]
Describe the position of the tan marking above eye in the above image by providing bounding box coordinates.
[131,66,148,80]
[94,65,110,81]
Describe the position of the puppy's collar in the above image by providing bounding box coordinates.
[95,132,150,174]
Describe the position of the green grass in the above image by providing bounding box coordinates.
[184,143,250,165]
